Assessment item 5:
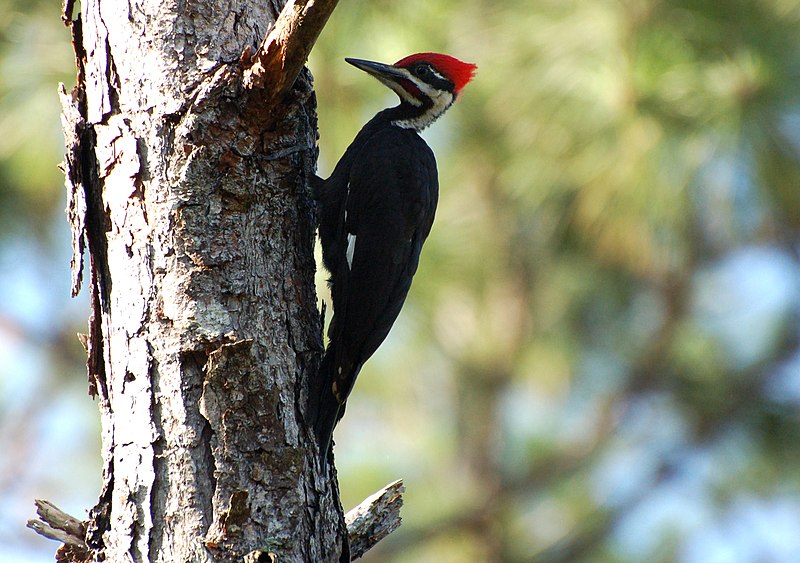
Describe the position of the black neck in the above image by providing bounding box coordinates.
[376,97,434,126]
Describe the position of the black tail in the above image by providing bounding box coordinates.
[311,348,342,464]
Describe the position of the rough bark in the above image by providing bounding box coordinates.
[58,0,352,560]
[345,480,404,560]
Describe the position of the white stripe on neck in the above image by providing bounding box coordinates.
[393,90,454,131]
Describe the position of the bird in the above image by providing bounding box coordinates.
[310,52,477,462]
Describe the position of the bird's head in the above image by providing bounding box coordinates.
[345,52,477,131]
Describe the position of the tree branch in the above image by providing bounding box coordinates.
[243,0,340,98]
[345,479,405,560]
[27,499,89,560]
[28,480,404,562]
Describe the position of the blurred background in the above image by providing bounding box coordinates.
[2,0,800,561]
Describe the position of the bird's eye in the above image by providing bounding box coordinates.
[415,65,430,77]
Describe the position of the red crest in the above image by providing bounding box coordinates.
[394,53,477,94]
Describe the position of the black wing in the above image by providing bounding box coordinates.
[313,126,438,456]
[331,127,437,394]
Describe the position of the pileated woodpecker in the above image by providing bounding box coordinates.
[310,53,476,461]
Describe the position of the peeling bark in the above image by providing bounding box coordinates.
[242,0,340,97]
[58,0,352,560]
[345,480,405,560]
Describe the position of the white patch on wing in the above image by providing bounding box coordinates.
[346,233,356,269]
[344,181,350,225]
[393,90,454,131]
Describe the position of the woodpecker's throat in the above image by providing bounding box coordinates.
[392,89,455,131]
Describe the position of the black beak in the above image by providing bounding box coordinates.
[345,58,407,82]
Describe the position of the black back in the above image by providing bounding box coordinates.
[313,109,439,457]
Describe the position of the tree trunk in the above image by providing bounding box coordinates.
[60,0,348,560]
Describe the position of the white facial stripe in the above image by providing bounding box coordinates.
[392,90,454,131]
[418,80,442,98]
[429,68,447,82]
[346,233,356,269]
[378,68,423,107]
[387,80,423,107]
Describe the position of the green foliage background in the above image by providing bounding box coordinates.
[2,0,800,561]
